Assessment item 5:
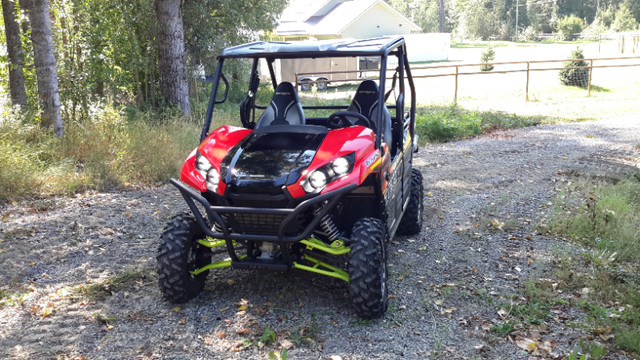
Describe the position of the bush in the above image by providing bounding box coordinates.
[559,47,589,88]
[557,15,584,41]
[480,47,495,72]
[521,26,539,42]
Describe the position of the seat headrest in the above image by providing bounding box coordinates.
[350,80,380,119]
[255,82,305,128]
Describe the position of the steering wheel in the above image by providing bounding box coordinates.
[327,111,374,129]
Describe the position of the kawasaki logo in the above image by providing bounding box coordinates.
[364,152,379,167]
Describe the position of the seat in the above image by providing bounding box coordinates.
[348,80,392,146]
[255,82,305,128]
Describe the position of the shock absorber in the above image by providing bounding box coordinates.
[317,214,340,242]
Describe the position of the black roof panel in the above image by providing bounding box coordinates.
[219,36,405,59]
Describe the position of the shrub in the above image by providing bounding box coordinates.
[557,15,584,41]
[480,47,496,71]
[559,47,589,88]
[521,26,540,42]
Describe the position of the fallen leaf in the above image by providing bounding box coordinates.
[216,332,226,338]
[515,337,538,354]
[427,192,433,196]
[42,306,53,318]
[235,328,251,335]
[280,339,294,350]
[172,307,181,312]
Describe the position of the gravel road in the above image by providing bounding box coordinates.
[1,117,639,360]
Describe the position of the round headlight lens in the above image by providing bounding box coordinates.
[206,168,220,191]
[331,157,350,176]
[195,154,213,181]
[196,155,212,171]
[309,170,328,189]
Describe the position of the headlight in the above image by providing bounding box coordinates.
[309,170,328,189]
[206,167,220,192]
[195,152,219,192]
[331,157,350,176]
[301,153,355,194]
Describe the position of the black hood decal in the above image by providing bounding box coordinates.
[221,125,327,193]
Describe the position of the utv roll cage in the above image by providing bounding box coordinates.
[200,36,417,151]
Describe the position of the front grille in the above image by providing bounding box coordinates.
[233,213,286,234]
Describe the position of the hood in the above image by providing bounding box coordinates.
[221,125,328,193]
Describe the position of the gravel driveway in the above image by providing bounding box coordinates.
[1,117,639,360]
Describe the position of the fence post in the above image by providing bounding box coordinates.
[526,62,530,101]
[588,59,593,96]
[454,65,459,103]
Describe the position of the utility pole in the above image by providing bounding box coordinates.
[515,0,519,42]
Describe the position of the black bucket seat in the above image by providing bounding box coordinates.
[255,82,305,128]
[348,80,391,146]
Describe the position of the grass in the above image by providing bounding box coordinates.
[0,101,236,203]
[541,173,640,356]
[415,105,558,144]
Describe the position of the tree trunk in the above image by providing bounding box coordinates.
[155,0,190,115]
[27,0,63,137]
[439,0,445,32]
[1,0,28,106]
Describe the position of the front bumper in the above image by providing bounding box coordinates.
[171,178,355,245]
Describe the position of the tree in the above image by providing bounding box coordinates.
[480,47,495,71]
[155,0,190,115]
[611,3,638,31]
[557,15,584,40]
[1,0,27,106]
[27,0,63,136]
[559,47,589,88]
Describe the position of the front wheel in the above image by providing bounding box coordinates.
[397,168,424,235]
[157,213,211,303]
[348,217,388,319]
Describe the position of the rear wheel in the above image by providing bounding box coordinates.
[316,78,328,90]
[157,213,211,303]
[348,217,388,319]
[397,168,424,235]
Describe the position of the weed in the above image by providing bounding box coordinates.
[490,322,515,335]
[80,267,151,300]
[289,314,320,347]
[93,312,118,325]
[616,328,640,354]
[260,325,276,345]
[563,339,608,360]
[267,349,288,360]
[547,173,640,356]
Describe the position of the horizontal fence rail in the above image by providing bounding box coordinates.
[294,56,640,103]
[406,56,640,102]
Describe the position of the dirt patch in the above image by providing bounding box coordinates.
[1,117,639,359]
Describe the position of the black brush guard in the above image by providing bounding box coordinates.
[171,178,356,264]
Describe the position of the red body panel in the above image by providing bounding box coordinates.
[181,124,380,199]
[180,125,253,194]
[287,126,379,197]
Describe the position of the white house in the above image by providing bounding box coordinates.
[276,0,421,40]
